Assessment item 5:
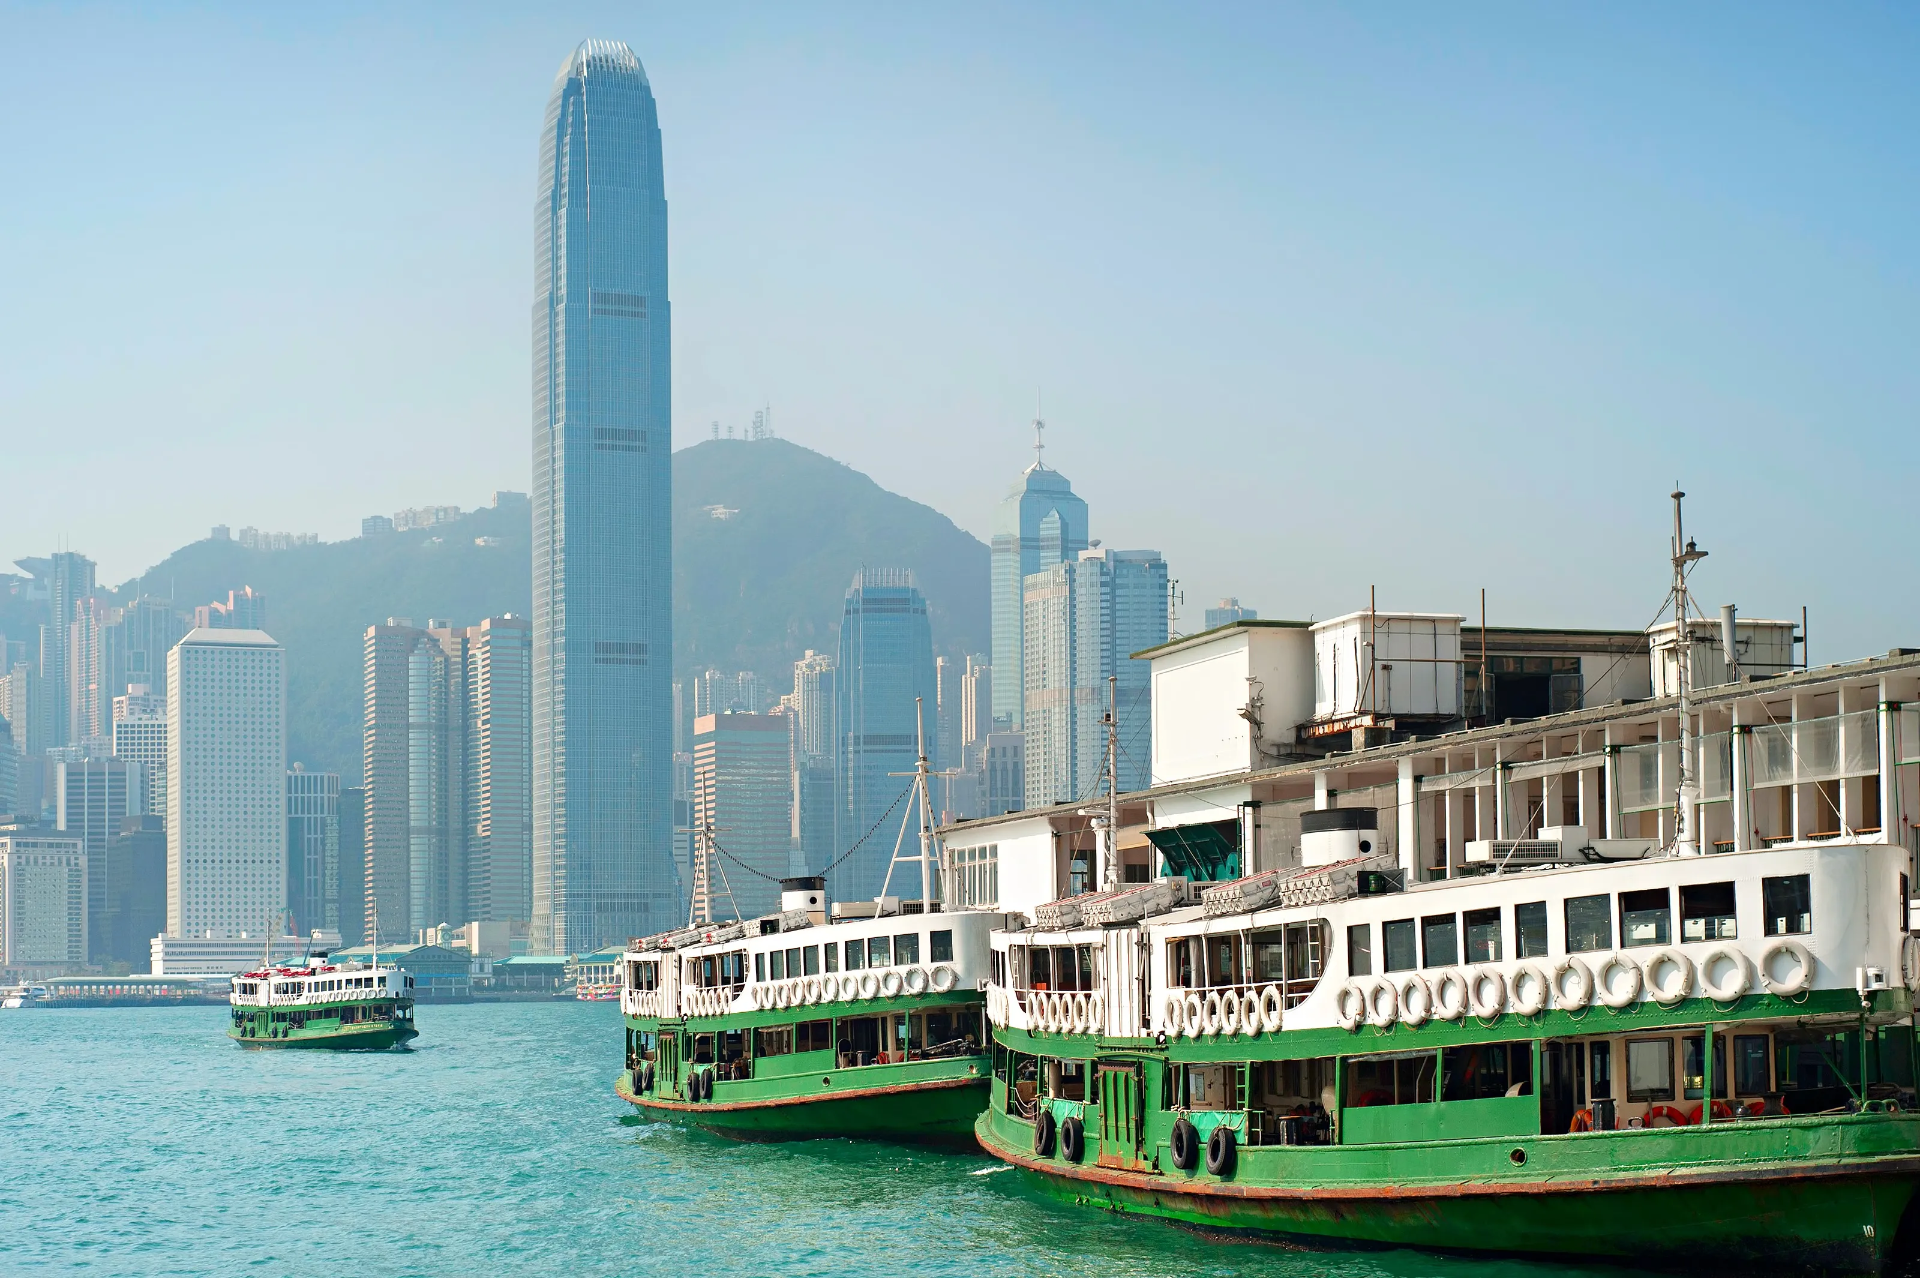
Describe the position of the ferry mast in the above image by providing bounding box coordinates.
[1669,487,1708,857]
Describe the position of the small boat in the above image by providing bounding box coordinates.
[229,950,418,1049]
[1,984,50,1009]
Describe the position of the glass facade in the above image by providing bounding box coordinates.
[989,463,1087,728]
[532,40,676,952]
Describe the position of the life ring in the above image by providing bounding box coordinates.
[1697,944,1749,1002]
[1033,1108,1057,1157]
[1645,1104,1691,1128]
[859,972,881,1000]
[1366,978,1400,1028]
[778,982,794,1009]
[807,975,825,1003]
[1686,1100,1737,1124]
[752,985,768,1010]
[1511,965,1550,1017]
[880,970,903,998]
[1071,992,1090,1034]
[1170,1116,1199,1171]
[1258,985,1285,1034]
[1163,992,1187,1034]
[930,964,958,992]
[1643,949,1694,1005]
[1432,970,1469,1022]
[1088,994,1105,1031]
[904,966,929,995]
[1593,954,1643,1009]
[1240,991,1263,1035]
[1060,1115,1085,1163]
[1399,974,1432,1028]
[1035,992,1054,1033]
[1203,991,1225,1036]
[1205,1124,1237,1178]
[1218,991,1243,1035]
[1553,956,1594,1010]
[1182,992,1205,1039]
[1759,940,1814,997]
[1335,984,1367,1032]
[1568,1108,1594,1133]
[1469,968,1507,1019]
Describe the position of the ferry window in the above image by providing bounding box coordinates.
[894,934,920,965]
[1590,1042,1612,1099]
[1344,1051,1436,1107]
[1421,914,1458,968]
[1464,908,1502,963]
[1028,947,1052,990]
[991,950,1004,987]
[1776,1029,1855,1100]
[1078,945,1095,990]
[755,953,766,982]
[1207,935,1242,987]
[785,947,802,976]
[1733,1035,1771,1095]
[1681,1035,1727,1100]
[868,936,892,968]
[1564,895,1612,953]
[1184,1064,1233,1111]
[1441,1042,1530,1101]
[1051,1060,1087,1102]
[1626,1039,1674,1102]
[769,950,786,981]
[1516,902,1548,958]
[1252,931,1286,983]
[754,1026,793,1058]
[1763,875,1812,936]
[844,941,864,972]
[1679,882,1737,942]
[1347,924,1373,977]
[798,1020,832,1053]
[930,930,954,962]
[803,946,820,976]
[692,1033,716,1065]
[1620,889,1671,948]
[1285,923,1325,990]
[824,942,840,972]
[1382,920,1416,973]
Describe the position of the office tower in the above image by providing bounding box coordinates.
[792,652,836,759]
[0,829,87,972]
[990,436,1088,728]
[532,38,676,953]
[960,657,993,752]
[13,552,97,749]
[338,786,367,947]
[1021,548,1168,806]
[69,596,126,743]
[789,650,837,872]
[101,814,166,970]
[362,620,446,943]
[464,615,532,927]
[112,697,168,817]
[195,587,266,631]
[0,718,15,815]
[833,570,937,902]
[1205,597,1257,630]
[166,628,286,939]
[690,713,792,920]
[935,656,960,774]
[121,597,184,700]
[286,765,340,936]
[57,757,144,959]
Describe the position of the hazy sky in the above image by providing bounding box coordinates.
[3,4,1915,660]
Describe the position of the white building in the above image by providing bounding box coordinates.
[112,708,169,817]
[1,831,87,976]
[151,929,338,976]
[166,629,286,941]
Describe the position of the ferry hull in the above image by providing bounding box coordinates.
[230,1022,418,1051]
[977,1114,1920,1274]
[617,1069,986,1146]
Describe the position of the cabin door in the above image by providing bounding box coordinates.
[659,1034,680,1098]
[1095,1062,1146,1170]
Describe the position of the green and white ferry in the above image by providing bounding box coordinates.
[955,497,1920,1272]
[616,876,1006,1145]
[229,953,418,1049]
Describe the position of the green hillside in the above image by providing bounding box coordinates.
[118,438,987,776]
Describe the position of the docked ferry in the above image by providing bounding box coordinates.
[229,954,418,1049]
[616,876,1005,1144]
[952,499,1920,1272]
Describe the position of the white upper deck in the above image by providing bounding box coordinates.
[229,961,413,1008]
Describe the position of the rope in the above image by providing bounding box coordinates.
[810,781,916,877]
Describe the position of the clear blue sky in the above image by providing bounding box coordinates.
[3,4,1915,660]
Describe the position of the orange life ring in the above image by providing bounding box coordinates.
[1568,1108,1595,1133]
[1685,1100,1737,1124]
[1645,1104,1692,1127]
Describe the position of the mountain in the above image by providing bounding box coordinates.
[117,438,988,776]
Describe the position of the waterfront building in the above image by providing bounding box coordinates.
[286,765,340,937]
[166,628,286,941]
[833,569,938,902]
[56,757,145,960]
[100,814,165,971]
[1204,597,1257,630]
[0,829,86,976]
[990,437,1087,729]
[150,929,323,977]
[690,713,792,921]
[532,38,676,953]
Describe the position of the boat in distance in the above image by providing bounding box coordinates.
[229,951,418,1049]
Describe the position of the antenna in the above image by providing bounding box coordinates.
[1031,392,1046,471]
[1669,487,1708,857]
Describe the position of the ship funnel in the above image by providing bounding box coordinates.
[1720,604,1741,682]
[781,876,828,925]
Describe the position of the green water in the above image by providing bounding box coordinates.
[0,1002,1659,1276]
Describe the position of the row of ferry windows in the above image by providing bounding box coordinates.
[1347,875,1812,977]
[676,930,958,987]
[256,976,386,996]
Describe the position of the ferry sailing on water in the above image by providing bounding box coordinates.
[229,938,418,1049]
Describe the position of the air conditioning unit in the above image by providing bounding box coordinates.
[1465,839,1571,867]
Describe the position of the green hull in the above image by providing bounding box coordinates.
[617,1065,987,1145]
[230,1021,417,1050]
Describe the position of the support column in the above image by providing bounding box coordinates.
[1603,743,1621,840]
[1495,759,1514,840]
[1731,703,1752,853]
[1446,788,1467,880]
[1879,684,1899,845]
[1314,771,1331,811]
[1396,758,1418,884]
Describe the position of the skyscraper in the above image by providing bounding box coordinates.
[790,650,837,875]
[691,712,792,921]
[833,569,937,903]
[286,765,340,937]
[362,620,451,943]
[990,433,1088,728]
[464,615,533,927]
[532,39,675,953]
[56,756,144,960]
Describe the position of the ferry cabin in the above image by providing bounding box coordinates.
[229,965,415,1040]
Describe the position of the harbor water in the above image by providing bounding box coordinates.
[1,1002,1661,1277]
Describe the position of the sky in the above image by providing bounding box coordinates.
[2,3,1915,661]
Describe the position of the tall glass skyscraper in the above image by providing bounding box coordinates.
[833,570,936,904]
[532,40,675,952]
[990,440,1087,729]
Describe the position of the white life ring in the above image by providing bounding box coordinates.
[1399,974,1432,1027]
[752,985,768,1010]
[1163,992,1186,1034]
[1697,944,1749,1002]
[1216,991,1241,1035]
[859,972,880,1001]
[1088,994,1105,1032]
[1202,991,1225,1036]
[807,975,825,1003]
[929,964,958,993]
[772,983,788,1010]
[1067,992,1086,1034]
[1904,935,1920,991]
[904,966,929,995]
[1335,984,1367,1032]
[1553,956,1595,1010]
[1432,970,1470,1022]
[1183,992,1205,1038]
[1050,992,1069,1034]
[1511,965,1550,1017]
[1593,954,1643,1009]
[1642,949,1694,1005]
[1468,968,1507,1019]
[1366,978,1400,1028]
[881,970,904,998]
[1237,991,1259,1035]
[1258,985,1285,1034]
[1760,939,1814,997]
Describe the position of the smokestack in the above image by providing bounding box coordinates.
[1720,604,1741,684]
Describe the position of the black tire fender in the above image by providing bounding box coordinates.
[1206,1123,1237,1178]
[1033,1108,1057,1158]
[1170,1116,1199,1171]
[1059,1115,1084,1163]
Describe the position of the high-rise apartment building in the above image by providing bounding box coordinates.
[960,657,993,754]
[691,713,792,921]
[990,440,1087,728]
[56,757,144,960]
[69,596,125,743]
[18,551,97,750]
[532,39,676,953]
[1022,548,1168,806]
[111,698,168,819]
[833,570,937,902]
[166,628,286,940]
[464,615,532,927]
[194,586,266,632]
[286,765,340,937]
[790,650,837,873]
[0,829,86,974]
[362,620,448,943]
